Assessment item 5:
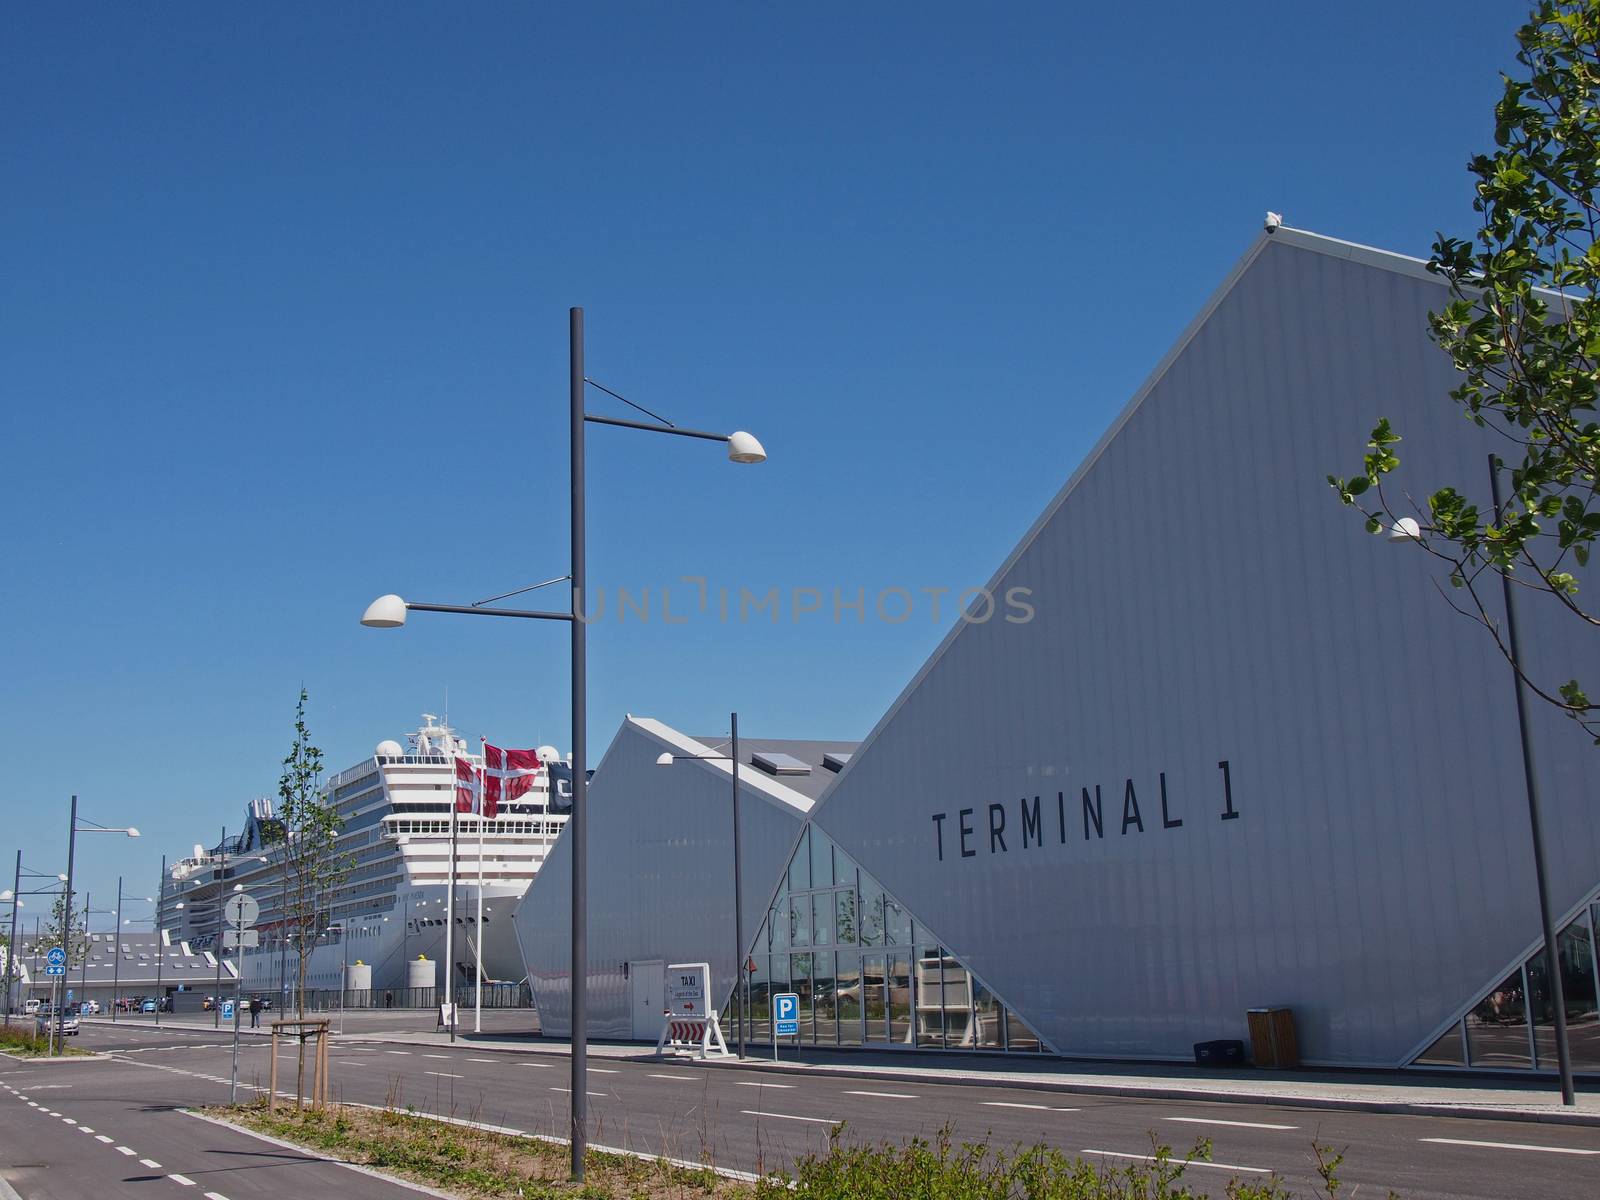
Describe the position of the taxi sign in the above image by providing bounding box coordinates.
[774,991,800,1037]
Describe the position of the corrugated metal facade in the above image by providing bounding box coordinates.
[810,230,1600,1065]
[515,717,808,1038]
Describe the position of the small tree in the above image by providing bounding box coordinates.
[275,689,350,1016]
[1332,0,1600,740]
[39,893,89,963]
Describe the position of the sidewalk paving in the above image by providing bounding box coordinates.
[84,1014,1600,1127]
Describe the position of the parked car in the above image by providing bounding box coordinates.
[23,998,40,1015]
[37,1011,79,1036]
[139,998,158,1013]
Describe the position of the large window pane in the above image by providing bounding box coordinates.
[1466,969,1531,1069]
[942,952,974,1049]
[788,828,810,892]
[790,953,813,1042]
[889,951,912,1045]
[836,950,862,1045]
[812,892,835,948]
[835,889,858,946]
[813,950,836,1046]
[886,895,912,946]
[914,945,944,1048]
[860,881,885,947]
[1414,1019,1466,1066]
[971,977,1003,1049]
[810,832,833,890]
[1528,918,1600,1071]
[748,956,772,1043]
[771,900,789,953]
[862,953,888,1042]
[790,894,810,949]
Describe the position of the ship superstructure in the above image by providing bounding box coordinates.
[157,715,568,997]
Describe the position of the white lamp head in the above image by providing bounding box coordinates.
[1388,516,1422,542]
[126,827,140,838]
[727,431,767,464]
[656,752,675,766]
[361,594,408,628]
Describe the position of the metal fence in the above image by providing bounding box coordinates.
[250,982,533,1013]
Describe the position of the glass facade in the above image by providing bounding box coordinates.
[1413,895,1600,1074]
[741,824,1045,1054]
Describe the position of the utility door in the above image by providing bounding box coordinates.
[629,959,665,1040]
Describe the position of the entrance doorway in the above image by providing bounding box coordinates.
[629,959,664,1041]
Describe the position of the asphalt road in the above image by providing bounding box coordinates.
[6,1020,1598,1199]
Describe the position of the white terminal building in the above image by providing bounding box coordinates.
[514,224,1600,1074]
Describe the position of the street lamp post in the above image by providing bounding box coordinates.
[60,795,139,1054]
[361,308,766,1180]
[656,711,747,1058]
[156,856,166,1026]
[111,878,154,1021]
[1387,454,1576,1106]
[213,827,228,1027]
[4,852,18,1015]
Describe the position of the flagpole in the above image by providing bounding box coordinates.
[446,798,458,1043]
[476,738,486,1034]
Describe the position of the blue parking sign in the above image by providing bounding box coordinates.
[221,1000,234,1022]
[774,991,800,1037]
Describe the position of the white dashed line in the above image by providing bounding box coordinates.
[170,1173,197,1186]
[1419,1137,1600,1157]
[648,1073,699,1081]
[383,1050,411,1055]
[79,1126,95,1134]
[982,1101,1080,1112]
[1085,1149,1270,1174]
[62,1118,76,1125]
[140,1158,163,1169]
[735,1081,794,1088]
[589,1068,620,1074]
[739,1109,837,1124]
[425,1071,464,1079]
[116,1146,136,1156]
[421,1054,450,1060]
[843,1090,919,1099]
[1165,1117,1298,1131]
[466,1057,497,1063]
[95,1134,114,1143]
[549,1088,608,1097]
[205,1192,230,1200]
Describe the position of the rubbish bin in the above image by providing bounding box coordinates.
[1247,1007,1298,1069]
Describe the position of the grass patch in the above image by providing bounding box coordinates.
[212,1103,1389,1200]
[0,1020,91,1058]
[212,1100,759,1198]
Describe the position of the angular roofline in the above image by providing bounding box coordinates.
[626,716,817,815]
[815,224,1452,813]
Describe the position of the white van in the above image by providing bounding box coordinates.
[24,998,41,1015]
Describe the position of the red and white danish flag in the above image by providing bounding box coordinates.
[453,756,481,814]
[482,742,544,820]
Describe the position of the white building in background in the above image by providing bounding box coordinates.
[516,224,1600,1074]
[161,715,569,997]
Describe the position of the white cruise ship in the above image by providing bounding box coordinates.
[156,715,569,999]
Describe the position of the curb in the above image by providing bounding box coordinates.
[85,1020,1600,1129]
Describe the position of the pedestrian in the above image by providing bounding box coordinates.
[385,990,393,1009]
[248,996,260,1028]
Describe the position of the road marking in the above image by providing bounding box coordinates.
[735,1081,794,1088]
[140,1159,163,1169]
[116,1146,136,1156]
[96,1134,114,1143]
[205,1193,230,1200]
[1084,1149,1270,1174]
[467,1057,497,1063]
[843,1090,919,1099]
[982,1101,1080,1112]
[383,1050,411,1055]
[648,1073,699,1081]
[1419,1137,1600,1157]
[425,1071,464,1079]
[421,1054,450,1059]
[46,1110,60,1116]
[1165,1117,1298,1131]
[62,1118,76,1125]
[589,1067,620,1074]
[79,1126,95,1134]
[549,1088,609,1098]
[170,1174,197,1186]
[335,1060,366,1066]
[739,1110,837,1124]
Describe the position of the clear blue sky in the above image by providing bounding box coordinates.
[2,2,1522,923]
